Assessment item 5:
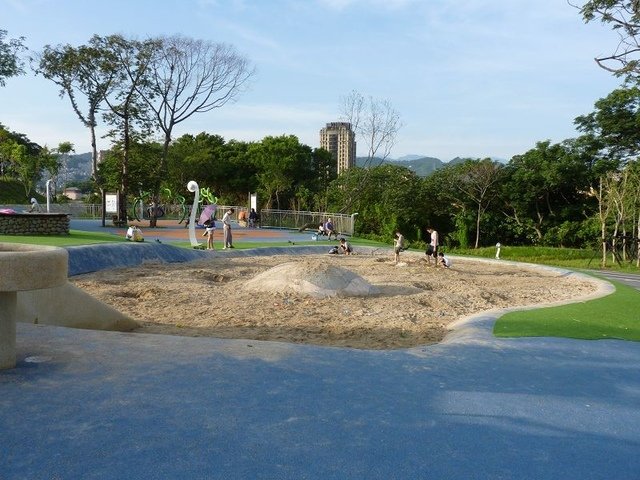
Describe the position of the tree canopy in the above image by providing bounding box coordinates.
[0,30,26,87]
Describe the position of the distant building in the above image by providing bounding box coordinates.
[319,122,356,174]
[63,187,84,200]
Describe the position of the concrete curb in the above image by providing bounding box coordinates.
[65,243,393,276]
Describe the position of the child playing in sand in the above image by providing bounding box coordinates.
[394,231,405,264]
[438,252,451,268]
[339,238,353,255]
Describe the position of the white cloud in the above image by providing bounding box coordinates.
[316,0,416,10]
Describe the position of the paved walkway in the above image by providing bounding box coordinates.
[2,243,640,479]
[70,218,336,244]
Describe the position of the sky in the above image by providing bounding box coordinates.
[0,0,625,161]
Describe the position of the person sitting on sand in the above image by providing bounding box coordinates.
[324,218,338,240]
[438,251,451,268]
[339,237,353,255]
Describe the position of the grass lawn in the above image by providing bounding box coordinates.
[0,230,126,246]
[450,245,638,271]
[494,277,640,341]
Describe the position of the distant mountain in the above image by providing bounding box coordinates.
[60,152,92,183]
[395,154,425,162]
[448,157,467,166]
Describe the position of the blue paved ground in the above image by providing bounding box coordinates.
[1,243,639,479]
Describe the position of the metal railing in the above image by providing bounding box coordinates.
[1,203,358,235]
[258,209,357,236]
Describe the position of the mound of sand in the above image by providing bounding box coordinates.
[243,259,380,298]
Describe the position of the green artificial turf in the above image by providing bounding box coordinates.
[0,230,125,246]
[494,278,640,341]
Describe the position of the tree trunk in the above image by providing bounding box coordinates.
[474,204,481,249]
[89,111,99,179]
[601,220,607,268]
[119,114,130,225]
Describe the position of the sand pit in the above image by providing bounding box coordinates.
[70,253,599,349]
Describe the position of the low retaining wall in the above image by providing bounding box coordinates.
[0,213,70,235]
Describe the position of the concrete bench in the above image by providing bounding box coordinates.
[0,243,68,369]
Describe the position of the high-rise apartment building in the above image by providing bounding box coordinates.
[319,122,356,174]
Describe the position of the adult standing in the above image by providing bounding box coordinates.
[222,208,235,249]
[426,227,439,265]
[248,208,259,228]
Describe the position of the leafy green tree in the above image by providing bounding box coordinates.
[311,148,336,211]
[0,30,26,86]
[167,133,224,195]
[574,86,640,164]
[449,159,503,248]
[97,141,163,199]
[0,125,45,198]
[421,160,502,248]
[502,141,592,244]
[327,164,426,240]
[247,135,314,209]
[12,145,59,198]
[216,139,257,204]
[35,38,118,177]
[167,134,257,206]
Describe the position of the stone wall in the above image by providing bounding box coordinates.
[0,213,70,235]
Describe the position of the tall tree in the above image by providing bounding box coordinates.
[141,35,254,226]
[35,37,118,177]
[0,30,26,86]
[503,141,591,243]
[574,85,640,163]
[337,91,402,213]
[340,90,402,167]
[98,34,158,223]
[451,159,504,248]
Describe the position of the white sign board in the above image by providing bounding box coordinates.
[105,194,119,214]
